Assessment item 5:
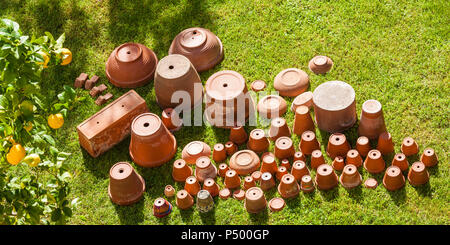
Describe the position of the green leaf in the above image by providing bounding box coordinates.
[55,33,65,49]
[42,134,55,146]
[50,208,61,222]
[62,207,72,217]
[1,19,19,32]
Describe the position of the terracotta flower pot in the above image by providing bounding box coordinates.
[339,164,362,189]
[291,91,313,112]
[383,166,405,191]
[268,117,291,141]
[251,80,267,92]
[247,129,269,153]
[364,178,378,189]
[233,189,246,200]
[260,152,278,175]
[213,143,227,163]
[392,153,409,172]
[293,106,315,136]
[182,141,211,164]
[401,137,419,156]
[219,188,231,200]
[276,166,288,181]
[184,176,201,196]
[196,190,214,213]
[169,27,223,72]
[129,113,177,168]
[154,54,203,109]
[251,171,262,182]
[311,150,326,170]
[291,160,310,182]
[161,108,182,132]
[299,131,320,155]
[269,197,285,212]
[225,141,238,156]
[300,175,315,193]
[106,42,158,88]
[195,156,217,182]
[108,162,145,206]
[203,178,220,197]
[315,164,338,191]
[356,136,371,157]
[408,162,429,186]
[153,198,172,218]
[363,150,385,174]
[260,172,276,191]
[245,187,267,213]
[332,156,345,171]
[326,133,351,159]
[294,151,306,162]
[274,137,295,160]
[243,176,256,190]
[172,159,193,182]
[308,55,333,74]
[376,132,394,155]
[257,95,287,119]
[229,126,248,145]
[280,159,291,169]
[278,174,300,199]
[357,100,387,140]
[164,185,175,198]
[224,170,241,189]
[229,150,260,175]
[218,163,229,178]
[274,68,309,97]
[176,190,194,210]
[346,149,363,168]
[420,148,438,167]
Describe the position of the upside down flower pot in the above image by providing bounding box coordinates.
[315,164,338,191]
[276,166,288,181]
[108,162,145,206]
[383,166,405,191]
[194,156,217,182]
[161,108,182,132]
[293,105,315,136]
[308,55,333,74]
[260,172,276,191]
[182,141,211,164]
[203,178,220,197]
[260,152,278,175]
[274,137,295,160]
[420,148,438,167]
[172,159,192,182]
[251,171,262,182]
[300,175,315,193]
[311,150,326,170]
[224,170,241,189]
[363,149,385,174]
[196,190,214,213]
[153,198,172,218]
[356,136,371,157]
[176,190,194,210]
[339,164,362,189]
[294,151,306,162]
[219,188,231,200]
[243,176,256,190]
[233,189,245,200]
[376,132,394,155]
[213,143,227,163]
[245,187,267,214]
[164,185,175,198]
[225,141,238,155]
[346,149,363,168]
[408,162,429,186]
[391,153,409,172]
[218,163,229,177]
[299,131,320,155]
[257,95,287,119]
[357,100,387,140]
[332,156,345,171]
[184,176,201,196]
[291,91,313,112]
[291,160,310,181]
[280,159,291,169]
[274,68,310,97]
[229,126,248,145]
[268,117,291,141]
[401,137,419,156]
[229,150,260,175]
[247,129,269,153]
[278,174,300,199]
[364,178,378,189]
[326,133,351,159]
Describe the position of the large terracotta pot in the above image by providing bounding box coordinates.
[391,153,409,172]
[363,150,385,174]
[260,172,276,191]
[357,100,387,140]
[420,148,438,167]
[299,131,320,155]
[308,55,333,74]
[184,176,201,196]
[260,152,278,175]
[153,198,172,218]
[203,178,220,197]
[407,162,429,186]
[401,137,419,156]
[291,160,310,181]
[229,126,248,145]
[346,149,363,168]
[224,170,241,189]
[278,174,300,199]
[172,159,192,182]
[300,175,315,193]
[268,117,291,141]
[274,68,309,97]
[356,136,371,157]
[257,95,287,119]
[182,141,211,164]
[315,164,338,191]
[311,150,326,170]
[244,187,267,214]
[213,143,227,163]
[229,150,260,175]
[194,156,217,182]
[383,166,405,191]
[196,190,214,213]
[376,132,394,155]
[176,190,194,210]
[247,129,269,153]
[293,106,315,136]
[274,137,295,160]
[326,133,351,159]
[339,164,362,189]
[108,162,145,206]
[291,91,313,112]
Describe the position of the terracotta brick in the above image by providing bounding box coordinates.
[95,93,113,106]
[85,75,100,90]
[74,73,88,88]
[90,84,107,97]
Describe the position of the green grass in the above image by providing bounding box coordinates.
[1,0,449,225]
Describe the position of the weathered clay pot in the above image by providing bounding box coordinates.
[184,176,201,196]
[260,172,276,191]
[326,133,351,159]
[257,95,287,119]
[233,189,245,200]
[108,162,145,206]
[293,106,315,136]
[247,129,269,153]
[203,178,220,197]
[383,166,405,191]
[260,152,278,175]
[294,151,306,162]
[363,149,385,174]
[161,108,182,132]
[332,156,345,171]
[219,188,231,200]
[308,55,333,74]
[224,169,241,189]
[176,190,194,210]
[268,117,291,141]
[291,91,313,112]
[276,166,288,181]
[274,68,309,97]
[280,159,291,169]
[229,150,260,175]
[346,149,363,168]
[312,81,356,133]
[269,197,285,212]
[243,176,256,190]
[315,164,338,191]
[291,160,310,182]
[357,100,387,140]
[196,190,214,213]
[408,162,429,186]
[106,42,158,88]
[364,178,378,189]
[251,80,267,92]
[172,159,193,182]
[229,126,248,145]
[195,156,217,182]
[392,153,409,172]
[225,141,238,155]
[129,113,176,168]
[251,171,262,182]
[218,163,229,178]
[213,143,227,163]
[376,132,394,155]
[244,187,267,213]
[278,174,300,199]
[311,150,326,170]
[300,175,315,193]
[164,185,175,198]
[356,136,371,157]
[299,131,320,155]
[401,137,419,156]
[169,27,223,72]
[182,141,211,164]
[154,54,202,109]
[274,137,295,160]
[153,198,172,218]
[339,164,362,189]
[420,148,438,167]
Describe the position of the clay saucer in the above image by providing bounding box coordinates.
[274,68,309,97]
[257,95,287,119]
[291,91,313,112]
[364,178,378,189]
[229,150,260,175]
[268,198,285,212]
[182,141,211,164]
[219,188,231,200]
[233,189,245,200]
[251,80,267,92]
[308,55,333,74]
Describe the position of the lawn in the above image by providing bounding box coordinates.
[1,0,448,225]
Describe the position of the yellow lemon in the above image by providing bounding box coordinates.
[7,144,26,165]
[36,51,50,68]
[48,113,64,129]
[24,121,33,132]
[60,48,72,66]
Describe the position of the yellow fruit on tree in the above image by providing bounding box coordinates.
[36,51,50,68]
[24,154,41,167]
[60,48,72,66]
[24,121,33,132]
[7,144,26,165]
[48,113,64,129]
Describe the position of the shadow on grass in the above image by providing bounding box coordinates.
[387,187,407,206]
[113,197,145,225]
[345,185,363,203]
[412,182,433,198]
[319,187,339,201]
[249,208,269,224]
[199,207,216,225]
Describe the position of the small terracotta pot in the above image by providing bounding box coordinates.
[280,159,291,169]
[172,159,193,182]
[218,163,229,178]
[182,141,211,164]
[219,188,231,200]
[278,174,300,199]
[363,149,385,174]
[269,197,285,212]
[364,178,378,189]
[213,143,227,163]
[243,176,256,190]
[308,55,333,74]
[260,172,276,191]
[276,166,288,181]
[356,136,371,157]
[293,151,306,162]
[251,80,267,92]
[268,117,291,141]
[229,126,248,145]
[244,187,267,213]
[195,157,217,182]
[184,176,201,196]
[408,162,429,186]
[229,150,260,175]
[291,91,313,112]
[260,152,278,175]
[291,160,310,182]
[300,175,315,193]
[153,198,172,218]
[357,100,387,140]
[420,148,438,167]
[315,164,338,191]
[274,137,295,159]
[108,162,145,206]
[339,164,362,189]
[176,190,194,210]
[203,178,220,197]
[233,189,246,200]
[251,171,262,182]
[224,170,241,189]
[164,185,175,198]
[401,137,419,156]
[383,166,405,191]
[225,141,238,156]
[293,106,315,136]
[196,190,214,213]
[299,131,320,155]
[311,150,326,170]
[274,68,310,97]
[257,95,288,119]
[247,129,269,153]
[376,132,394,155]
[392,153,409,172]
[346,149,363,168]
[161,108,182,132]
[326,133,351,159]
[332,156,345,171]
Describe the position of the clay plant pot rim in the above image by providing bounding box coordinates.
[301,185,315,193]
[361,99,383,118]
[277,183,300,199]
[407,172,429,186]
[382,177,404,191]
[205,70,246,102]
[268,198,285,212]
[312,81,355,112]
[339,174,362,189]
[108,173,145,206]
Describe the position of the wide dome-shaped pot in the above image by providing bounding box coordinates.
[229,150,260,175]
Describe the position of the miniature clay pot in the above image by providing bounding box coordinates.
[392,153,409,172]
[213,143,227,163]
[251,171,262,182]
[153,198,172,218]
[346,149,363,168]
[363,149,385,174]
[129,113,177,168]
[356,136,371,157]
[308,55,333,74]
[244,176,256,190]
[300,175,315,193]
[184,176,201,196]
[260,172,276,191]
[326,133,351,159]
[420,148,438,167]
[269,198,285,212]
[260,152,278,175]
[280,159,291,169]
[339,164,362,189]
[299,131,320,155]
[164,185,175,198]
[195,156,217,182]
[176,190,194,210]
[219,188,231,200]
[293,151,306,162]
[169,27,223,72]
[233,189,246,200]
[108,162,145,206]
[182,141,211,164]
[251,80,267,92]
[224,169,241,189]
[383,166,405,191]
[229,126,248,145]
[274,137,295,160]
[401,137,419,156]
[291,91,313,112]
[332,156,345,171]
[278,174,300,199]
[161,108,182,132]
[229,150,260,175]
[172,159,193,182]
[357,100,387,140]
[196,190,214,213]
[274,68,309,97]
[154,54,203,109]
[218,163,229,178]
[257,95,287,119]
[364,178,378,189]
[268,117,291,141]
[106,42,158,88]
[276,166,288,181]
[293,106,315,136]
[247,129,269,153]
[311,150,326,170]
[203,178,220,197]
[312,81,356,133]
[408,162,429,186]
[315,164,338,191]
[225,141,238,155]
[376,132,394,155]
[291,160,310,182]
[244,187,267,213]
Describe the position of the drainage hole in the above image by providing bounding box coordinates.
[119,169,124,173]
[223,83,228,88]
[169,65,174,69]
[127,51,131,54]
[144,122,149,127]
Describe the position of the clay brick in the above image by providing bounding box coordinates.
[95,93,113,106]
[85,75,100,90]
[77,90,149,157]
[90,84,107,97]
[74,73,88,88]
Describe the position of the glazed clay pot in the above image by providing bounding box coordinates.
[308,55,333,74]
[245,187,267,214]
[383,166,405,191]
[154,54,202,109]
[346,149,363,168]
[276,166,288,181]
[357,100,387,140]
[164,185,175,198]
[153,198,172,218]
[129,113,177,168]
[274,68,309,97]
[247,129,269,153]
[392,153,409,172]
[280,159,291,169]
[315,164,338,191]
[291,91,313,112]
[203,178,220,197]
[218,163,229,177]
[407,162,429,186]
[213,143,227,163]
[229,126,248,145]
[169,27,223,72]
[219,188,231,200]
[194,156,217,182]
[301,175,315,193]
[257,95,287,119]
[251,80,267,92]
[278,174,300,199]
[269,198,285,212]
[182,141,211,164]
[332,156,345,171]
[311,150,326,170]
[260,172,276,191]
[363,150,386,174]
[293,151,306,162]
[161,108,182,132]
[356,136,371,157]
[108,162,145,206]
[268,117,291,141]
[106,42,158,88]
[251,171,262,182]
[260,152,278,175]
[274,137,295,160]
[420,148,438,167]
[224,170,241,189]
[299,131,320,155]
[339,164,362,189]
[184,176,201,196]
[176,190,194,210]
[196,190,214,213]
[376,132,394,155]
[401,137,419,156]
[326,133,351,159]
[292,106,315,136]
[225,141,238,155]
[291,160,310,182]
[364,178,378,189]
[244,176,256,190]
[172,159,193,182]
[229,150,260,175]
